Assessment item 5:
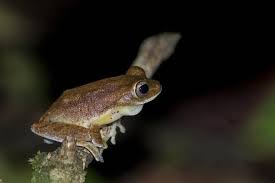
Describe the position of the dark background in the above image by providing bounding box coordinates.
[0,1,273,182]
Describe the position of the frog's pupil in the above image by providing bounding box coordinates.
[139,84,149,94]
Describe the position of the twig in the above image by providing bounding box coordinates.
[30,32,181,183]
[30,137,92,183]
[132,32,181,78]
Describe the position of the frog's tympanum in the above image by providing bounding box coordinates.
[31,66,161,162]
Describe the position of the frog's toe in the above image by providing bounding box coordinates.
[90,149,104,163]
[77,141,104,163]
[117,122,126,133]
[91,152,104,162]
[111,136,116,145]
[93,149,104,162]
[102,142,108,149]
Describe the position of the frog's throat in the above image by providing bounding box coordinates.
[93,105,143,126]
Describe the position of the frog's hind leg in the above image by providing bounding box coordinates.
[31,121,106,147]
[77,141,104,162]
[31,121,94,143]
[31,121,105,162]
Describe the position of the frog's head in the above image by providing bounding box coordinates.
[116,66,161,115]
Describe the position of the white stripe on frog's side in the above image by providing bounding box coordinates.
[44,139,54,144]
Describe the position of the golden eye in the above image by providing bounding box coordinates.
[135,81,149,97]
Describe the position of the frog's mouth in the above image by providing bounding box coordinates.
[146,92,161,103]
[141,88,162,104]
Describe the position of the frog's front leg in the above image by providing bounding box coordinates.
[31,121,105,162]
[101,120,126,145]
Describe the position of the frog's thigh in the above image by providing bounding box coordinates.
[77,141,104,162]
[31,121,93,142]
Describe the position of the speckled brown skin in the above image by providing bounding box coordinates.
[31,66,161,162]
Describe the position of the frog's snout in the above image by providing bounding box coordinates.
[153,80,162,95]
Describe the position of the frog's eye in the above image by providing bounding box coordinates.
[135,81,149,97]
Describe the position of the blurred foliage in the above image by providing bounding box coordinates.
[242,85,275,160]
[0,155,31,183]
[0,51,49,182]
[0,24,48,182]
[0,5,32,45]
[0,50,48,106]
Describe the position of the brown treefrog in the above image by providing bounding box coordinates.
[31,66,161,162]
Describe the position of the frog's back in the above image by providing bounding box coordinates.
[42,75,133,128]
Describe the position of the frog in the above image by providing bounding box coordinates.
[31,66,162,162]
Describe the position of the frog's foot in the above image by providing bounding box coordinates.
[90,125,107,149]
[77,141,104,163]
[100,120,126,145]
[111,121,126,144]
